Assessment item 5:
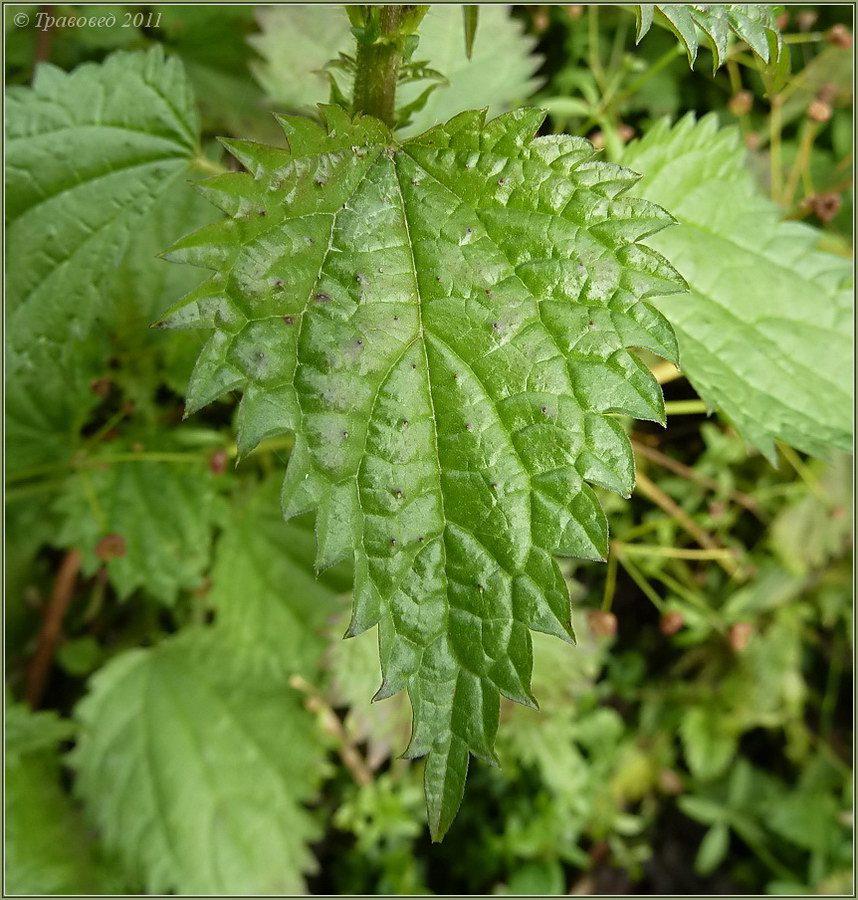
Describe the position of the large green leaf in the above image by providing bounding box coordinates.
[162,105,683,838]
[6,703,116,894]
[5,47,199,475]
[249,4,540,135]
[622,115,853,459]
[71,630,327,894]
[54,443,225,604]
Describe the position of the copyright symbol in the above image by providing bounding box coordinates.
[14,12,29,26]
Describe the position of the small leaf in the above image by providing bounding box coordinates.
[695,822,730,875]
[680,705,737,780]
[463,6,479,59]
[633,5,783,71]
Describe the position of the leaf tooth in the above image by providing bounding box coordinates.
[610,297,681,364]
[314,481,360,572]
[690,7,729,71]
[657,5,699,67]
[425,736,469,842]
[574,351,666,426]
[481,107,547,153]
[280,436,325,521]
[185,331,245,416]
[160,221,238,270]
[533,480,608,561]
[407,107,487,149]
[153,278,244,331]
[635,4,655,42]
[318,103,354,135]
[514,552,575,644]
[726,10,770,63]
[529,133,595,172]
[235,384,296,459]
[617,244,687,301]
[273,112,328,156]
[588,195,677,246]
[347,560,383,637]
[573,160,641,198]
[193,172,258,217]
[217,137,290,178]
[372,616,423,702]
[578,413,635,498]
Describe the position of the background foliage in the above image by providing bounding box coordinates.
[4,3,853,894]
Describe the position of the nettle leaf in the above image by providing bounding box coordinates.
[111,175,220,406]
[634,4,783,70]
[6,703,116,894]
[208,475,352,679]
[5,47,199,475]
[622,115,853,460]
[71,631,327,894]
[249,5,540,136]
[54,444,225,604]
[162,105,683,838]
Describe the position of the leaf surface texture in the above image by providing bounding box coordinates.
[71,632,326,893]
[208,476,352,678]
[6,704,114,894]
[5,48,199,475]
[164,104,683,838]
[54,444,224,604]
[622,115,853,459]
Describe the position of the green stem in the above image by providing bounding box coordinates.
[614,550,665,613]
[6,436,297,485]
[619,44,683,104]
[351,6,428,126]
[782,120,818,207]
[664,399,709,416]
[191,154,228,177]
[613,543,738,561]
[783,31,826,44]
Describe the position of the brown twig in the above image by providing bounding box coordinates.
[633,439,767,522]
[289,674,373,787]
[633,471,742,578]
[34,5,55,66]
[25,549,81,707]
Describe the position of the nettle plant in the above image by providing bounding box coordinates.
[6,3,853,891]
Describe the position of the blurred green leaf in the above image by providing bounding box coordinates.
[623,114,854,459]
[6,703,117,894]
[54,442,226,604]
[72,630,327,893]
[695,822,730,874]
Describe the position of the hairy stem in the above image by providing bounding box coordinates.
[350,5,428,125]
